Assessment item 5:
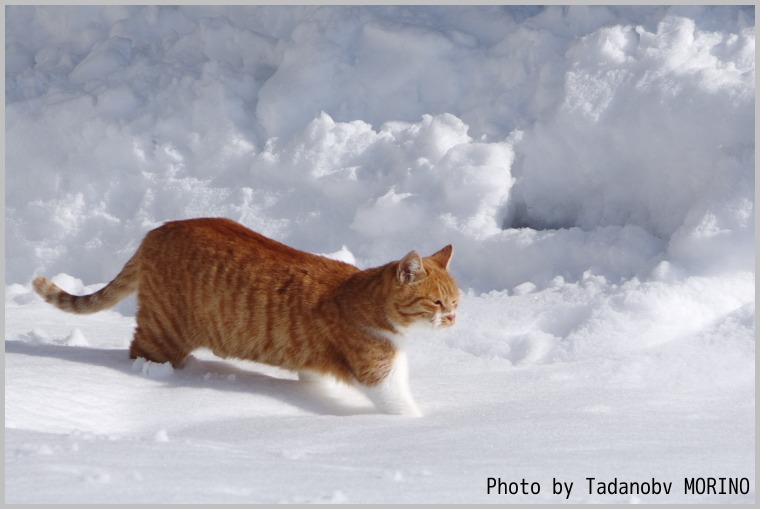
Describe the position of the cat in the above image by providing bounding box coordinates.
[33,217,459,416]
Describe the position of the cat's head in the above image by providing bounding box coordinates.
[388,245,460,331]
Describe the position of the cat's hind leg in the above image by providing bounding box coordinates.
[129,316,189,369]
[355,351,422,417]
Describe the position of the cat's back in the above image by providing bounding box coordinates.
[140,217,358,285]
[146,217,290,256]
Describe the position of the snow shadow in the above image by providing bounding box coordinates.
[5,340,376,417]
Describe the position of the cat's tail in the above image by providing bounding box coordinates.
[32,254,139,314]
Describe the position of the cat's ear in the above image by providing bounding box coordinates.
[429,244,453,271]
[397,251,426,284]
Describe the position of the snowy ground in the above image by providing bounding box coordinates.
[5,5,755,504]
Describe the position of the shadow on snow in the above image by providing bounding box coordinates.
[5,340,376,417]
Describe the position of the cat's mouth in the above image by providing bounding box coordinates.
[434,311,457,328]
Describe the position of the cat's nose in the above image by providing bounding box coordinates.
[445,311,456,323]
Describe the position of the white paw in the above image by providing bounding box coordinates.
[355,351,422,416]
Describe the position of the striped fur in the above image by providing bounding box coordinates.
[33,255,139,314]
[32,218,459,415]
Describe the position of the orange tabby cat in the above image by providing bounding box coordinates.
[33,218,459,416]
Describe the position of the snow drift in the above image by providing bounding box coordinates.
[6,5,754,289]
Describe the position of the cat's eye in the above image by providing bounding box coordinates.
[434,299,444,308]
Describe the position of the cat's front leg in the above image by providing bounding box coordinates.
[356,351,422,417]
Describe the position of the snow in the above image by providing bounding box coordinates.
[5,5,755,504]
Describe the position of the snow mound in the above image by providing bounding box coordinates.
[132,358,175,379]
[5,5,754,290]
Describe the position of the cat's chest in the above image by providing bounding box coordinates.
[366,327,407,349]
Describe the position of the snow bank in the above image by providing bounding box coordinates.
[510,13,754,276]
[5,5,754,290]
